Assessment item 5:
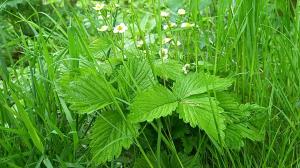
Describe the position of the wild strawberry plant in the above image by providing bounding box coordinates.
[2,0,299,167]
[60,56,266,165]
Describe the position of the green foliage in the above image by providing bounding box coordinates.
[128,71,262,148]
[60,61,246,164]
[11,91,44,153]
[3,0,299,167]
[0,0,29,8]
[60,65,265,165]
[217,92,266,149]
[177,95,225,144]
[129,85,178,122]
[62,70,116,114]
[117,58,154,95]
[133,152,199,168]
[165,0,184,10]
[173,72,233,99]
[90,111,139,164]
[154,59,184,80]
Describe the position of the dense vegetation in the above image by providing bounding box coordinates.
[0,0,299,167]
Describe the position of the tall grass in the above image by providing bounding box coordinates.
[0,0,299,167]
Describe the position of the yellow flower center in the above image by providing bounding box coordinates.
[117,26,123,31]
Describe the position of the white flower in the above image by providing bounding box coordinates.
[113,23,128,33]
[182,64,190,74]
[163,37,172,44]
[159,48,168,57]
[97,25,109,32]
[160,11,170,17]
[178,8,186,15]
[93,3,105,11]
[181,22,195,28]
[137,40,144,48]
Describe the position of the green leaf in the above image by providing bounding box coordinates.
[1,0,26,8]
[154,59,184,80]
[199,0,213,10]
[11,91,44,153]
[166,0,185,10]
[216,92,240,114]
[133,151,200,168]
[240,103,266,128]
[129,85,178,123]
[139,14,156,32]
[182,136,198,154]
[63,70,115,114]
[90,111,138,164]
[177,95,226,143]
[173,73,233,99]
[170,153,200,168]
[89,37,111,58]
[68,26,79,71]
[216,92,265,149]
[43,156,54,168]
[225,123,263,149]
[224,123,245,149]
[118,58,154,93]
[0,56,9,81]
[96,61,113,75]
[133,152,167,168]
[59,97,79,151]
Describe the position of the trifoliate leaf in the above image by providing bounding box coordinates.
[90,111,138,164]
[129,85,178,123]
[177,95,226,143]
[173,73,233,99]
